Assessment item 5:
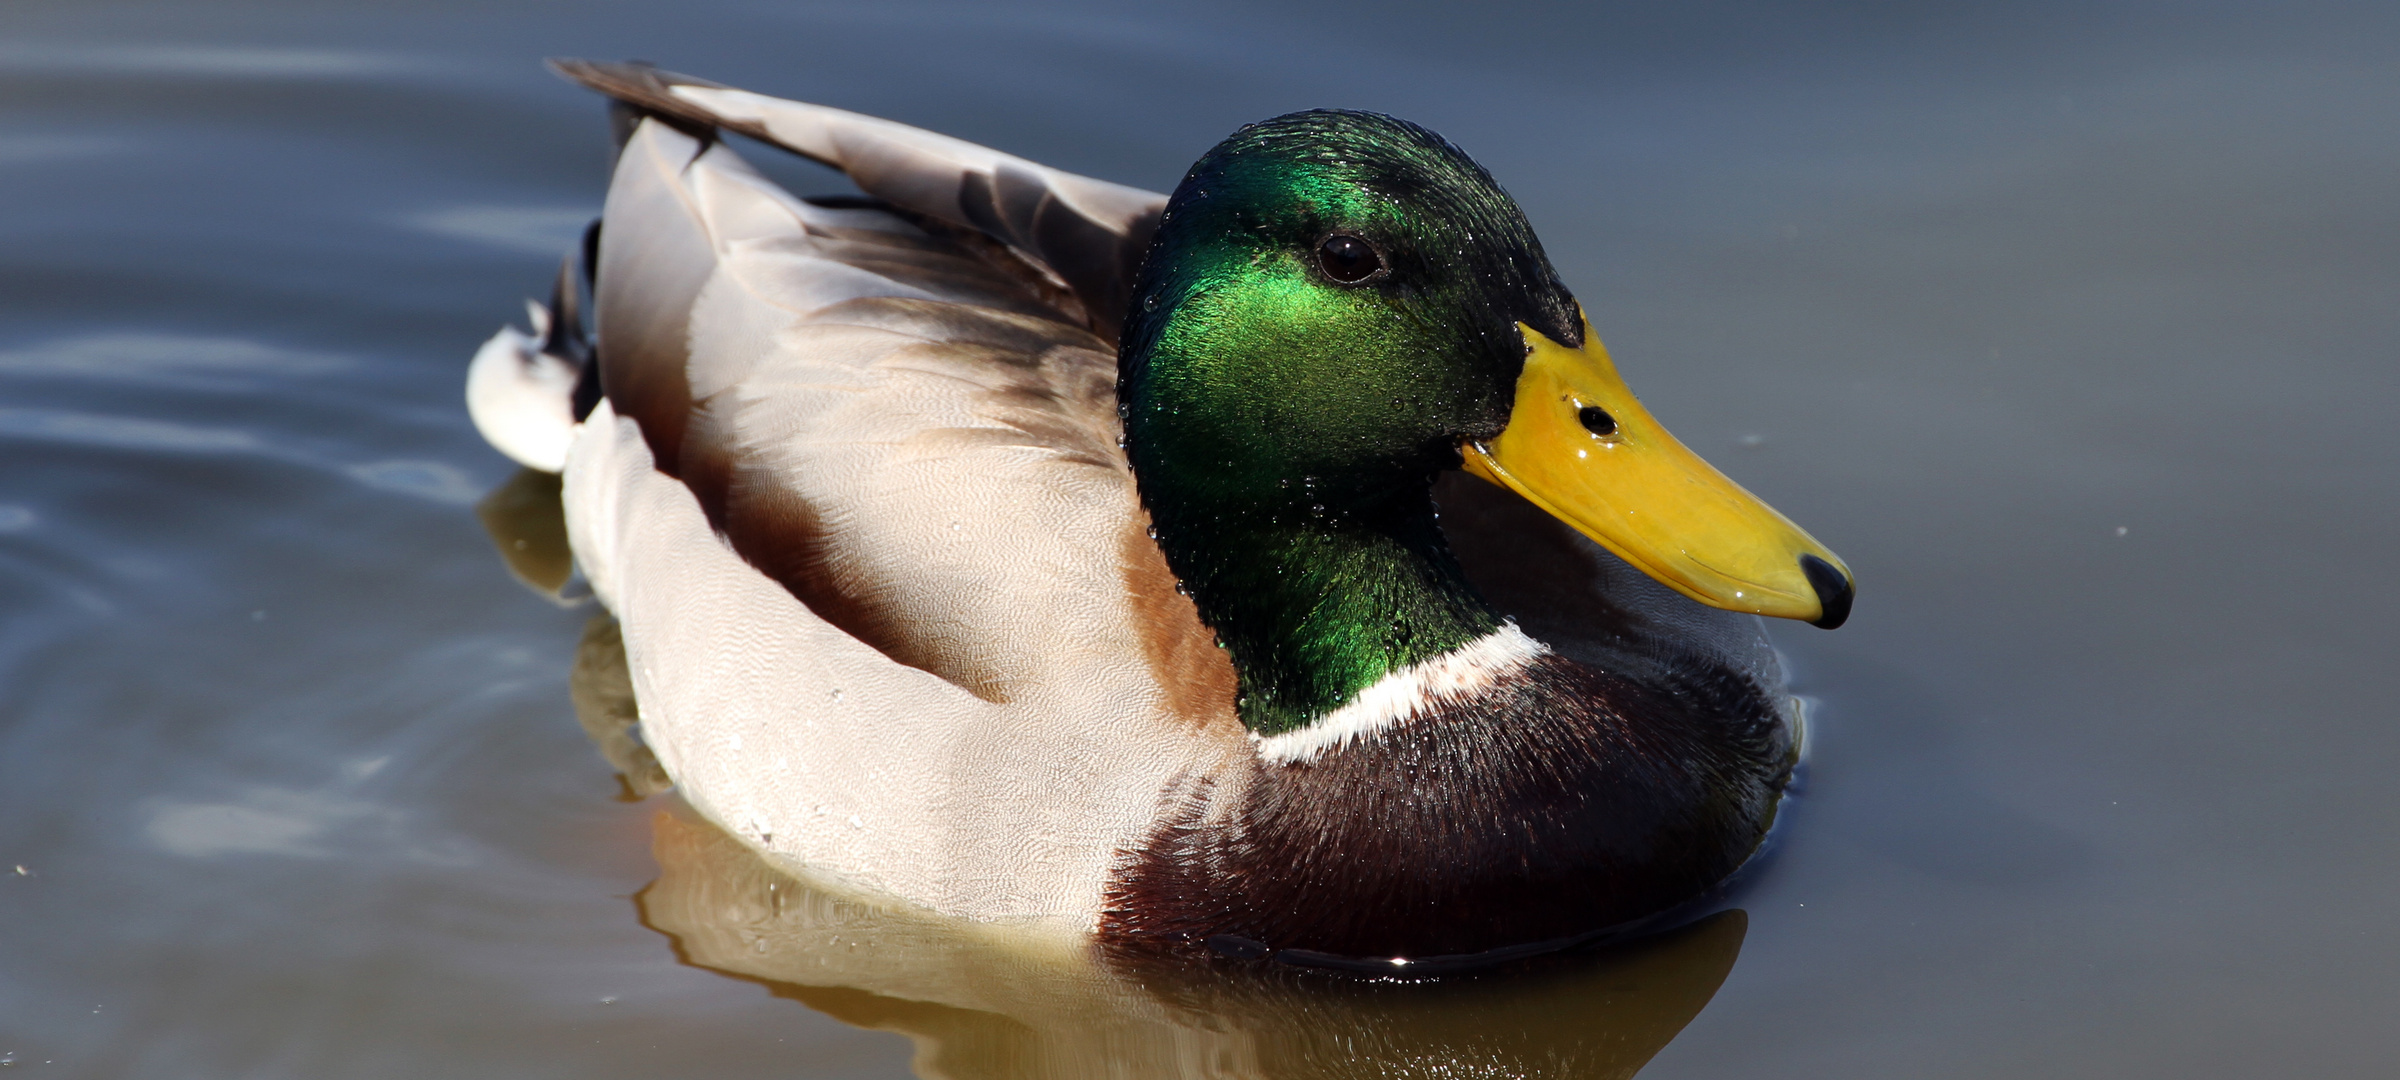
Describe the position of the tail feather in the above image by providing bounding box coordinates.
[538,242,593,367]
[467,245,595,473]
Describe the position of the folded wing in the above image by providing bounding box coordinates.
[550,59,1163,342]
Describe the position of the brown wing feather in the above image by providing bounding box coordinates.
[592,122,714,475]
[590,117,1235,720]
[551,58,1165,342]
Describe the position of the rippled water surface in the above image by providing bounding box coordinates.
[3,1,2396,1076]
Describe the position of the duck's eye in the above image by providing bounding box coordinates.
[1317,235,1383,283]
[1577,405,1618,437]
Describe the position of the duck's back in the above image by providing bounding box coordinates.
[565,111,1249,923]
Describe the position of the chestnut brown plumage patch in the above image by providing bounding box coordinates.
[1101,654,1790,961]
[1121,515,1241,731]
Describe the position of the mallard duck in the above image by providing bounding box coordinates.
[468,60,1853,965]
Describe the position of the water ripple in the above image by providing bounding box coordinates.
[0,43,425,79]
[409,206,596,256]
[0,333,350,381]
[0,406,481,506]
[0,405,262,453]
[0,134,129,165]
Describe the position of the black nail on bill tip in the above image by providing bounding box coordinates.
[1800,554,1852,629]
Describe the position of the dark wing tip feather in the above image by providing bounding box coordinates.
[547,59,1161,343]
[547,58,728,110]
[548,59,804,160]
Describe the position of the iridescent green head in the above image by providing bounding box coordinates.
[1119,110,1583,734]
[1121,110,1582,509]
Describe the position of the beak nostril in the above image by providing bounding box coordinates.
[1799,555,1852,630]
[1576,405,1617,437]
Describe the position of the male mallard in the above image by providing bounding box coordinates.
[468,61,1853,965]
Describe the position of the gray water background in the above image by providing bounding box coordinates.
[2,0,2396,1075]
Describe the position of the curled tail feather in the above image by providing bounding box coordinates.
[466,229,600,472]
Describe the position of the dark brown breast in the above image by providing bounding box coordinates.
[1099,654,1793,962]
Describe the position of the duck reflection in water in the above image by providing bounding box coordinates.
[641,803,1745,1080]
[481,468,1751,1077]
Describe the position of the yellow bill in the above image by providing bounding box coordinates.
[1462,315,1854,628]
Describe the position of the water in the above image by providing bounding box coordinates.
[3,1,2396,1075]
